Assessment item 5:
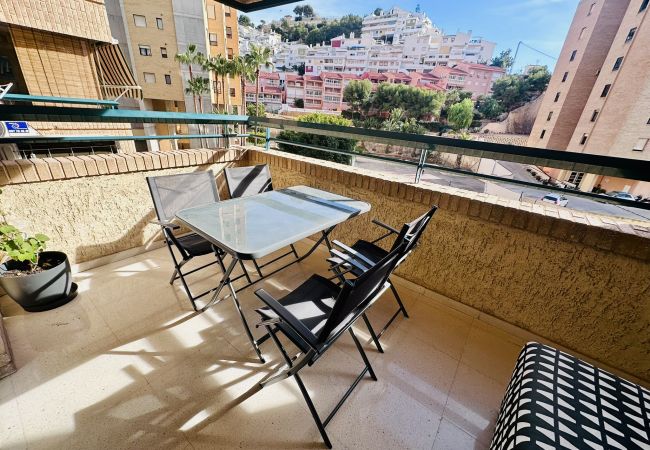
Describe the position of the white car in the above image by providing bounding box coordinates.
[608,191,636,201]
[541,193,569,207]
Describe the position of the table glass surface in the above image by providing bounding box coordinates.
[175,185,370,259]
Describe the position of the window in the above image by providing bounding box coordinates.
[225,6,231,16]
[601,84,611,97]
[207,5,216,19]
[626,27,637,42]
[227,48,234,59]
[143,72,156,83]
[562,72,568,82]
[579,133,588,145]
[133,14,146,27]
[156,17,163,29]
[588,2,596,15]
[641,0,649,12]
[164,74,171,85]
[591,110,599,122]
[613,56,623,71]
[547,111,553,121]
[213,80,220,93]
[554,92,560,102]
[230,88,236,97]
[540,129,546,139]
[138,45,151,56]
[633,138,648,151]
[226,27,233,39]
[568,172,584,184]
[161,47,168,58]
[209,33,218,46]
[570,50,577,61]
[579,27,587,40]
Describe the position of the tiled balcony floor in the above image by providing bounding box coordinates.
[0,241,528,450]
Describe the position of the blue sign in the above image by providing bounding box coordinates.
[5,121,29,134]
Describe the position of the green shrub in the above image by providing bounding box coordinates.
[277,113,359,165]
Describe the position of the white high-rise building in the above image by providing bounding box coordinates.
[243,6,496,76]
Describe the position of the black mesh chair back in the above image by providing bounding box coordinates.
[224,164,273,198]
[317,242,405,344]
[147,170,220,222]
[390,205,437,263]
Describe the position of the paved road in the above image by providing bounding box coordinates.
[354,156,650,222]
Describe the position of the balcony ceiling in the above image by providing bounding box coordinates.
[218,0,302,12]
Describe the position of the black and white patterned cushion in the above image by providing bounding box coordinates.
[490,342,650,450]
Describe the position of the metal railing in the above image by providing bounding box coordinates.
[1,94,649,212]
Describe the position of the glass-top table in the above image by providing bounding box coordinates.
[175,185,370,362]
[176,185,370,260]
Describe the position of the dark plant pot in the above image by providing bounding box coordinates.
[0,251,77,312]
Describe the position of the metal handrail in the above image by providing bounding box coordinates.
[266,137,650,211]
[250,116,650,182]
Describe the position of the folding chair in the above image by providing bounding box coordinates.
[254,242,406,448]
[147,171,252,311]
[224,164,299,276]
[327,205,437,352]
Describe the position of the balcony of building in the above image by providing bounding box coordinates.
[0,101,648,450]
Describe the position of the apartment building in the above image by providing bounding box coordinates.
[453,62,506,98]
[106,0,242,150]
[250,6,495,77]
[0,0,139,154]
[247,70,446,112]
[528,0,650,196]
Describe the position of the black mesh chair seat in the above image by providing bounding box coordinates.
[491,342,650,450]
[257,275,338,352]
[176,233,221,257]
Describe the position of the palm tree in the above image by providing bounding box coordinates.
[231,55,256,115]
[247,44,273,115]
[204,55,229,113]
[185,77,210,113]
[175,44,204,112]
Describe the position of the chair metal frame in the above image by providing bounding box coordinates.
[327,205,438,352]
[224,164,299,278]
[253,243,406,448]
[147,170,252,311]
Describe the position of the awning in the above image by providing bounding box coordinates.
[216,0,303,12]
[94,44,143,101]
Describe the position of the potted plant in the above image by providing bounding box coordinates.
[0,191,76,312]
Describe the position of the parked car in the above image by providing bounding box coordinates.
[541,193,569,207]
[607,191,636,201]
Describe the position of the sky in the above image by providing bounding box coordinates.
[246,0,580,73]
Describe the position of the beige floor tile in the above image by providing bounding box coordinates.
[442,363,504,446]
[459,322,522,385]
[432,418,482,450]
[0,243,536,449]
[385,299,473,361]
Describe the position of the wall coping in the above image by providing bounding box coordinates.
[245,147,650,262]
[0,149,241,185]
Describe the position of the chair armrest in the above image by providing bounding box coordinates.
[150,219,180,230]
[372,219,399,235]
[254,289,319,349]
[328,249,370,273]
[332,240,376,267]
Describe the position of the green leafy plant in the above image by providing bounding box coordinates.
[0,224,49,268]
[0,189,49,271]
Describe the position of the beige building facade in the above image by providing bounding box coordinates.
[0,0,139,154]
[106,0,242,151]
[528,0,650,197]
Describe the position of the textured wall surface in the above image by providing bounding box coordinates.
[248,149,650,382]
[0,313,15,379]
[1,149,245,264]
